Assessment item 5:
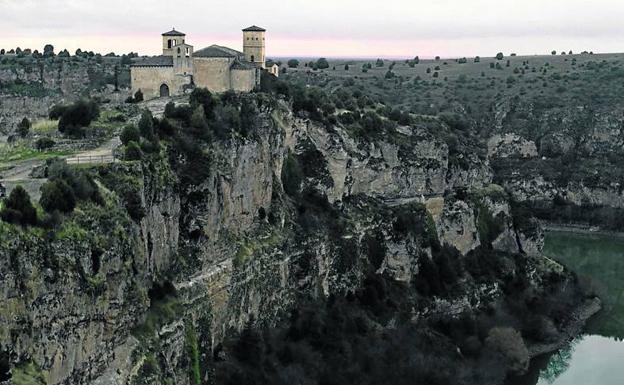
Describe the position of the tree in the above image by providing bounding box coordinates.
[316,58,329,69]
[287,59,299,68]
[133,89,144,103]
[120,124,140,145]
[496,52,504,60]
[344,64,350,71]
[57,99,100,136]
[40,179,76,214]
[58,49,70,58]
[125,141,143,161]
[0,186,37,226]
[17,118,31,138]
[138,110,155,139]
[474,56,481,63]
[43,44,55,57]
[376,58,384,67]
[35,137,55,151]
[189,88,216,119]
[551,50,557,55]
[0,49,4,55]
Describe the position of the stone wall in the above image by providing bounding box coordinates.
[130,66,192,99]
[230,68,256,92]
[193,58,233,93]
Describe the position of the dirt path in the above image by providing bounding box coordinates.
[1,136,121,200]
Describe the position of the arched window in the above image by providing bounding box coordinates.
[168,39,172,49]
[177,47,181,55]
[251,55,255,62]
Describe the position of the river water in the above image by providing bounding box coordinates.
[512,231,624,385]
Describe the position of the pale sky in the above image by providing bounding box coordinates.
[1,0,624,59]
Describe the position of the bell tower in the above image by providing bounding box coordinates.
[242,25,266,68]
[162,28,186,56]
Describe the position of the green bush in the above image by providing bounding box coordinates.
[189,88,216,119]
[35,137,55,151]
[0,185,37,226]
[316,58,330,69]
[46,159,103,204]
[138,110,155,139]
[125,141,143,161]
[134,89,144,103]
[57,99,100,137]
[120,124,140,145]
[40,179,76,213]
[17,117,31,137]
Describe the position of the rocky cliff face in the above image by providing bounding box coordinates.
[0,95,579,385]
[0,57,129,134]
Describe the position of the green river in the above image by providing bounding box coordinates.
[512,231,624,385]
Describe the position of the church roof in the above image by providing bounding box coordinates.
[131,56,173,67]
[242,25,266,32]
[194,45,245,58]
[162,29,185,36]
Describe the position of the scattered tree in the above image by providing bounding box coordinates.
[43,44,55,57]
[316,58,330,69]
[40,179,76,213]
[0,186,37,226]
[120,124,141,145]
[17,118,31,138]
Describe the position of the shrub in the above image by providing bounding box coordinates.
[138,110,154,139]
[0,186,37,226]
[120,124,140,145]
[40,179,76,213]
[133,89,144,103]
[17,118,31,137]
[35,137,55,151]
[164,102,176,118]
[189,88,216,119]
[49,104,67,120]
[43,44,55,57]
[46,159,102,203]
[316,58,329,69]
[57,99,100,136]
[125,141,143,160]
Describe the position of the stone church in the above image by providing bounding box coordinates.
[131,26,269,100]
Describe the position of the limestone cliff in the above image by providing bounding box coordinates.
[0,94,586,385]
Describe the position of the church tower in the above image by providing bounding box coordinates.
[162,29,186,56]
[242,26,266,68]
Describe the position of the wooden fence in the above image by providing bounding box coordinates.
[65,155,117,165]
